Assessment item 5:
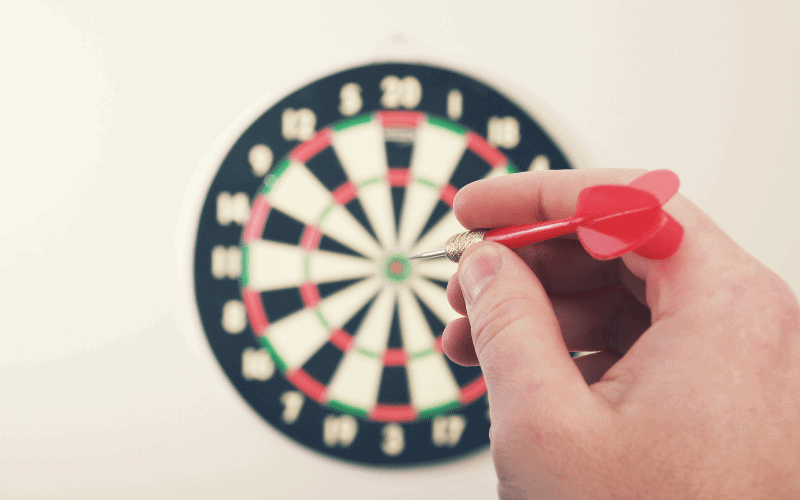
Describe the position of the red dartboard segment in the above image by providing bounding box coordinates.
[287,368,327,403]
[331,181,358,205]
[459,377,487,405]
[329,328,354,351]
[299,225,323,251]
[242,195,270,242]
[299,282,321,308]
[387,168,410,187]
[376,110,424,128]
[466,131,508,168]
[289,128,332,163]
[382,348,408,367]
[371,404,418,423]
[241,287,268,335]
[439,184,458,207]
[435,336,444,353]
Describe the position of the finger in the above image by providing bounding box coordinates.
[445,320,640,391]
[452,169,643,298]
[620,195,760,320]
[458,241,601,427]
[447,272,467,316]
[447,240,625,316]
[447,285,650,357]
[442,317,479,366]
[453,168,647,229]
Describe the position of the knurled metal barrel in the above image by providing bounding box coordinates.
[444,230,488,263]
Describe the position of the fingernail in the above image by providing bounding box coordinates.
[459,245,503,304]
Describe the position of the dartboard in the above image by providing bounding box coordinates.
[193,62,573,465]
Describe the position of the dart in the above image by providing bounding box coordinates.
[409,169,684,263]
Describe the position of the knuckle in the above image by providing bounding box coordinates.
[469,296,533,356]
[649,249,800,345]
[705,268,799,349]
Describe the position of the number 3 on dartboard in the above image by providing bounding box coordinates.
[339,83,363,117]
[382,423,405,456]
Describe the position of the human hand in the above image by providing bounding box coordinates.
[442,169,800,499]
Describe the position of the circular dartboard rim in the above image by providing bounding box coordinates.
[182,60,575,466]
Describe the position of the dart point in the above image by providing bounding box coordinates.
[409,249,446,260]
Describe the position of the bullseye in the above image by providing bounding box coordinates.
[383,254,411,283]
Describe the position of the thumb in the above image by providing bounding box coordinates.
[458,242,597,425]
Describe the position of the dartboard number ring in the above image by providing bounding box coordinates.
[193,62,572,465]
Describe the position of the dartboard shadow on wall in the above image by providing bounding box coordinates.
[192,62,573,466]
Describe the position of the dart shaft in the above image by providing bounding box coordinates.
[426,217,581,263]
[485,218,582,248]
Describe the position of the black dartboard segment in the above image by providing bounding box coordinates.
[193,63,573,466]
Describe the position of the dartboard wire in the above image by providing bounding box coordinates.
[330,116,397,249]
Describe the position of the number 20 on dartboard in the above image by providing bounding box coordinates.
[193,62,572,465]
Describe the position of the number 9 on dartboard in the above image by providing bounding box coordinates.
[191,62,573,465]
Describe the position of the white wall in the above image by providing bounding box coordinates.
[2,1,798,498]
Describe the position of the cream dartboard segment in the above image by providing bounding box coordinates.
[193,63,574,465]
